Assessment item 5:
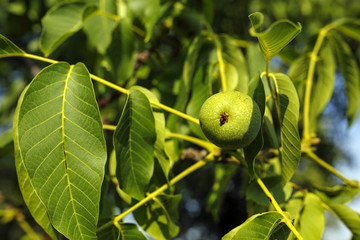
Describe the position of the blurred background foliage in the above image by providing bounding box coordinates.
[0,0,359,239]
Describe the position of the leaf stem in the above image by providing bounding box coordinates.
[97,155,212,233]
[256,178,304,240]
[4,53,200,125]
[215,38,227,92]
[304,150,359,188]
[302,24,334,143]
[165,131,219,152]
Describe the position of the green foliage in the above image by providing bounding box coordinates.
[1,1,360,240]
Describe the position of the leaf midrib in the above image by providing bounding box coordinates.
[61,65,85,239]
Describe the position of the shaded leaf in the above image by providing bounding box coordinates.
[314,184,360,204]
[334,18,360,42]
[298,193,325,240]
[114,88,156,200]
[0,34,24,57]
[269,222,291,240]
[246,177,284,207]
[328,31,360,126]
[248,12,264,34]
[244,75,265,179]
[287,54,309,100]
[273,73,301,185]
[327,203,360,239]
[97,222,147,240]
[83,10,118,54]
[128,0,160,42]
[40,2,91,56]
[133,193,181,239]
[246,42,266,80]
[249,12,302,62]
[222,211,284,240]
[309,41,336,133]
[14,62,107,239]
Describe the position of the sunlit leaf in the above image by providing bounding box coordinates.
[14,62,107,239]
[298,193,325,240]
[222,211,285,240]
[133,193,181,239]
[249,12,302,62]
[244,75,265,179]
[0,34,24,57]
[40,2,91,56]
[97,222,147,240]
[14,86,60,240]
[309,41,336,133]
[132,86,171,178]
[327,203,360,239]
[328,31,360,126]
[273,73,301,185]
[83,10,118,54]
[334,18,360,42]
[114,88,156,200]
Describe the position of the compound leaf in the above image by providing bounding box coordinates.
[114,88,156,200]
[14,62,107,239]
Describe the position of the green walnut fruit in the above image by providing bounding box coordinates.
[199,91,261,149]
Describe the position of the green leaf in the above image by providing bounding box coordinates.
[14,86,60,240]
[133,193,181,239]
[218,35,249,92]
[327,203,360,239]
[287,54,309,100]
[100,19,137,84]
[269,222,291,240]
[207,164,238,221]
[14,62,107,239]
[114,88,156,200]
[83,10,118,54]
[128,0,160,42]
[244,75,265,179]
[97,222,147,240]
[309,41,336,133]
[273,73,301,185]
[314,184,360,204]
[334,18,360,42]
[246,177,284,207]
[248,12,264,34]
[298,193,325,240]
[328,31,360,126]
[131,86,171,178]
[0,34,24,57]
[246,42,266,80]
[40,1,90,56]
[222,211,284,240]
[249,13,302,62]
[264,105,279,149]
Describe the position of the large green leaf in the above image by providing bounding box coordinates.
[327,203,360,239]
[14,86,60,240]
[222,211,285,240]
[133,193,181,239]
[298,193,325,240]
[309,41,336,133]
[131,86,171,178]
[40,1,91,56]
[114,88,156,200]
[0,34,24,57]
[83,10,118,54]
[273,73,301,185]
[249,12,302,62]
[334,18,360,42]
[328,31,360,126]
[14,62,107,239]
[313,184,360,204]
[97,222,147,240]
